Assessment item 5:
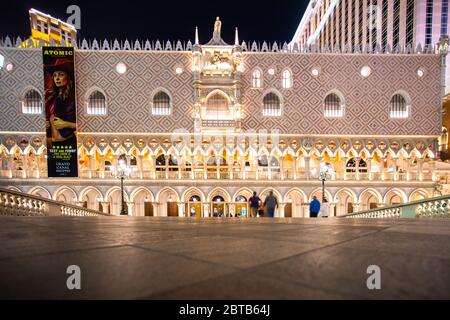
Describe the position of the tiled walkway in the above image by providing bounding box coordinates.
[0,216,449,299]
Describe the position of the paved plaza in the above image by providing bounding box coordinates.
[0,216,449,299]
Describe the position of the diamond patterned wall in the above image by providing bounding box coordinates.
[0,48,442,136]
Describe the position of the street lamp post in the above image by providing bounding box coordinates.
[319,162,331,203]
[118,159,129,215]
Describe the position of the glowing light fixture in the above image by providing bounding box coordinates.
[417,69,424,77]
[268,68,275,75]
[116,63,127,74]
[360,66,371,78]
[175,67,183,74]
[311,68,319,76]
[6,63,13,72]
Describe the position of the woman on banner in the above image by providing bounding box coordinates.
[44,58,77,145]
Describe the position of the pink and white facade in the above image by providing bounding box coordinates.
[0,17,446,217]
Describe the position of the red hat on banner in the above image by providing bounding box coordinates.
[45,58,74,76]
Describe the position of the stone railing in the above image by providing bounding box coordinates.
[0,187,109,217]
[342,194,450,219]
[0,35,439,55]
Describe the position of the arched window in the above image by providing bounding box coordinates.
[282,69,292,89]
[206,92,229,119]
[252,69,262,88]
[263,92,282,116]
[152,91,171,115]
[324,93,344,117]
[346,158,367,173]
[389,94,409,118]
[87,90,107,115]
[22,89,43,114]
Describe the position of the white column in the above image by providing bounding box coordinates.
[293,155,298,180]
[100,154,106,178]
[127,202,134,216]
[280,156,285,180]
[177,203,185,217]
[138,154,144,179]
[405,157,411,181]
[165,155,169,179]
[302,204,310,218]
[392,157,398,181]
[329,203,336,217]
[305,156,311,180]
[430,160,437,181]
[203,203,210,217]
[191,155,195,179]
[367,157,373,180]
[152,203,160,216]
[21,153,28,179]
[101,201,110,214]
[152,155,157,179]
[228,156,233,180]
[278,203,285,218]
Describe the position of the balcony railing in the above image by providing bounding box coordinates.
[0,187,109,217]
[342,194,450,219]
[0,168,439,182]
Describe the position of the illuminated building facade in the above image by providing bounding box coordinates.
[0,15,447,217]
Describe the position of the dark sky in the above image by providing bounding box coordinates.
[0,0,309,44]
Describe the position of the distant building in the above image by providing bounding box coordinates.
[25,8,77,47]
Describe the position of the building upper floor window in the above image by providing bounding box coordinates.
[262,92,282,117]
[282,69,292,89]
[324,92,344,118]
[152,91,171,115]
[252,69,262,88]
[390,93,410,118]
[22,89,43,114]
[87,90,107,115]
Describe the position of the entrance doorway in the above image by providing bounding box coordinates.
[187,195,202,217]
[234,195,248,218]
[285,203,292,217]
[144,202,153,216]
[211,196,225,217]
[167,202,178,216]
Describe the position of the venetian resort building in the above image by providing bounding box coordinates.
[0,11,448,217]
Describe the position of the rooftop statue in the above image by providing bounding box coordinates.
[206,16,228,46]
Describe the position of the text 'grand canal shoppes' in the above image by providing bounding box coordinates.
[0,9,448,217]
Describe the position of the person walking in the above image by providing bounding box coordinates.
[309,195,321,218]
[319,197,330,218]
[248,191,261,218]
[263,190,278,218]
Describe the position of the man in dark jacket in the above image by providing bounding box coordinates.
[309,196,321,218]
[263,191,278,218]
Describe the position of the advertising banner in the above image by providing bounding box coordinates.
[43,47,78,177]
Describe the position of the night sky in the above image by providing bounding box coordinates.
[1,0,309,44]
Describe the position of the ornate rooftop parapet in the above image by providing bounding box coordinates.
[0,35,442,54]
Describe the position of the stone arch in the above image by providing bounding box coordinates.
[105,186,130,215]
[408,188,430,202]
[284,188,308,217]
[182,187,206,203]
[130,187,155,216]
[156,187,180,217]
[207,187,231,202]
[308,187,333,202]
[28,186,51,199]
[52,186,77,204]
[7,186,22,192]
[232,187,254,202]
[79,186,104,211]
[358,188,383,211]
[383,188,407,205]
[334,188,358,216]
[182,187,206,218]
